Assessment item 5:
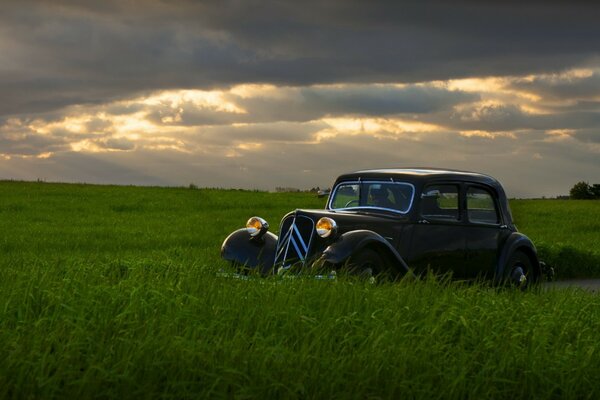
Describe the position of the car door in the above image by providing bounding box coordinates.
[407,183,468,277]
[463,184,510,278]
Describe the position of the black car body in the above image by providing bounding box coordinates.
[221,168,544,285]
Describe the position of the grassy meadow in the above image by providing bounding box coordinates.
[510,199,600,279]
[0,181,599,398]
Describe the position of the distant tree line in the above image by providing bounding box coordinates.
[570,181,600,199]
[275,187,329,193]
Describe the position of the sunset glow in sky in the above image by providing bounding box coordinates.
[1,1,599,197]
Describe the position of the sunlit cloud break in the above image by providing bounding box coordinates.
[0,1,599,197]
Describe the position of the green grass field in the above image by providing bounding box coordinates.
[1,181,599,398]
[510,199,600,279]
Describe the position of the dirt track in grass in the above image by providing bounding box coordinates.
[545,279,600,292]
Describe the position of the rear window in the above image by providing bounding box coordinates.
[329,181,414,213]
[420,184,460,221]
[467,187,499,224]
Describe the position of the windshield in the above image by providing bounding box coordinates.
[328,181,415,214]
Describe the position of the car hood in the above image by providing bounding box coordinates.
[279,208,409,236]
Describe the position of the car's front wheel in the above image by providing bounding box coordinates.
[346,248,396,282]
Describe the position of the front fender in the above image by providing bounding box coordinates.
[221,229,278,275]
[496,232,540,283]
[321,230,411,275]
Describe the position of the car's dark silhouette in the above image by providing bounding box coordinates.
[221,168,549,286]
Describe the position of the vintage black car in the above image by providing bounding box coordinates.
[221,168,547,286]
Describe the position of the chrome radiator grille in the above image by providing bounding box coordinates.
[274,215,314,267]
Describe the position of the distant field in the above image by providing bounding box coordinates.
[510,199,600,279]
[1,181,599,398]
[1,181,596,279]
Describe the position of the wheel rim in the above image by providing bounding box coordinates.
[510,265,528,287]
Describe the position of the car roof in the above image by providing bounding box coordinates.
[335,168,501,188]
[330,168,512,224]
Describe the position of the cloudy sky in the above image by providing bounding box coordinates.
[1,1,599,197]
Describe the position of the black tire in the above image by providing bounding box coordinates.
[505,251,537,289]
[231,261,252,275]
[346,248,389,281]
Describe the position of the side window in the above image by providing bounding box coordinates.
[467,187,499,224]
[421,184,459,221]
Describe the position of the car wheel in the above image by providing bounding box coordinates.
[231,261,251,275]
[346,248,386,280]
[505,251,534,289]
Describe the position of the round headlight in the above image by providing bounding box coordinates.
[316,217,337,238]
[246,216,269,237]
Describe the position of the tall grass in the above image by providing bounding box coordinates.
[0,181,599,398]
[1,262,599,398]
[511,199,600,278]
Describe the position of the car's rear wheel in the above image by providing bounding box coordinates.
[505,251,535,289]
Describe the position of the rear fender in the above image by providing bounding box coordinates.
[321,230,411,275]
[496,232,540,283]
[220,229,278,275]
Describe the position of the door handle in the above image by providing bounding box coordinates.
[418,219,430,224]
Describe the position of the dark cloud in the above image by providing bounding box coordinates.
[509,71,600,100]
[102,137,136,151]
[429,104,600,133]
[231,85,478,123]
[146,85,478,127]
[0,133,69,156]
[1,1,599,116]
[574,129,600,143]
[538,100,600,114]
[0,119,70,156]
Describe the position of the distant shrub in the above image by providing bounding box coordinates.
[570,181,597,199]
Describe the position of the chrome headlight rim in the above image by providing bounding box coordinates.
[246,216,269,238]
[316,217,337,238]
